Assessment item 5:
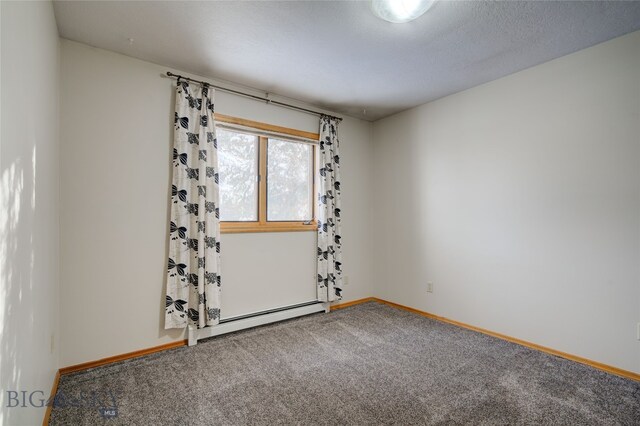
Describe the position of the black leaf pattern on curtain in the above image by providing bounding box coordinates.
[174,112,189,130]
[204,236,215,248]
[317,116,343,302]
[166,295,187,312]
[171,185,188,203]
[204,272,217,285]
[187,132,199,145]
[175,152,188,166]
[187,308,200,322]
[167,258,187,276]
[187,273,199,287]
[165,81,222,330]
[208,308,220,321]
[185,238,199,251]
[185,202,199,216]
[169,221,187,239]
[185,168,199,180]
[186,94,202,110]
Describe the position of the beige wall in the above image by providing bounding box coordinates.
[8,7,637,390]
[59,40,374,367]
[0,1,60,424]
[372,31,640,373]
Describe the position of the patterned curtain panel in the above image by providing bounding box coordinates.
[317,116,343,302]
[165,81,221,329]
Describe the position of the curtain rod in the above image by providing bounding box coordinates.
[165,72,343,122]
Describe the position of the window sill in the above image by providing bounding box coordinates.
[221,221,317,234]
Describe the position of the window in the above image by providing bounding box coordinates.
[216,115,318,233]
[267,139,313,221]
[218,129,259,222]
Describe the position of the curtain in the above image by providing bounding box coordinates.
[317,116,343,302]
[165,80,221,329]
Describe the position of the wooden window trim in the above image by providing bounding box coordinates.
[215,113,319,141]
[221,221,317,234]
[217,116,318,234]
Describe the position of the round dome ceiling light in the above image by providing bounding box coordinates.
[371,0,436,24]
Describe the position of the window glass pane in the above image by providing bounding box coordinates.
[218,129,258,221]
[267,138,313,221]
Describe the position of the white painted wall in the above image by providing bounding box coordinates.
[20,6,634,382]
[373,31,640,373]
[59,40,374,366]
[0,1,60,424]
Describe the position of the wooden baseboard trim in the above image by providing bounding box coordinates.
[369,297,640,382]
[56,300,368,376]
[42,370,60,426]
[56,300,364,378]
[53,297,637,388]
[59,340,187,376]
[58,301,370,375]
[329,297,376,311]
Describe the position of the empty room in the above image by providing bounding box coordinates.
[1,0,639,424]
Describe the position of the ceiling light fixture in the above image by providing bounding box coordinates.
[371,0,435,24]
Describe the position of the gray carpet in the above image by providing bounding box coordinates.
[50,302,640,425]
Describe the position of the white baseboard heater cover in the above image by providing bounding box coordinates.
[188,301,329,346]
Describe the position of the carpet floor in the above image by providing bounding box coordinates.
[50,302,640,425]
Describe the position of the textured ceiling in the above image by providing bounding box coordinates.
[53,1,640,121]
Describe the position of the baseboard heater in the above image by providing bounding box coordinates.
[188,300,329,346]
